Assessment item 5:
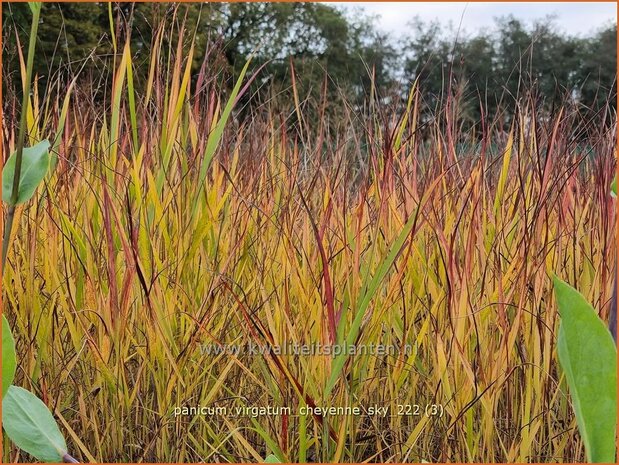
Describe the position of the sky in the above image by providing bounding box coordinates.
[328,2,616,37]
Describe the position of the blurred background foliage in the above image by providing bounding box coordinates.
[2,2,616,124]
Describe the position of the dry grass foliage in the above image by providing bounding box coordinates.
[2,17,616,463]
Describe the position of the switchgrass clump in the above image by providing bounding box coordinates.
[2,13,616,463]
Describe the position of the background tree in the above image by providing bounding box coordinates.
[2,2,616,125]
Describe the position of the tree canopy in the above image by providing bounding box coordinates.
[2,2,616,122]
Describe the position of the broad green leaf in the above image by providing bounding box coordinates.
[2,140,50,205]
[2,316,16,398]
[553,275,617,463]
[264,454,281,463]
[611,175,617,198]
[2,386,68,462]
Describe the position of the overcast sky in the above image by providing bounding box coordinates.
[328,2,616,37]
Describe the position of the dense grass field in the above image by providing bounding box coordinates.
[2,12,616,463]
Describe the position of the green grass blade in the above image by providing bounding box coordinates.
[325,204,420,396]
[194,58,251,206]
